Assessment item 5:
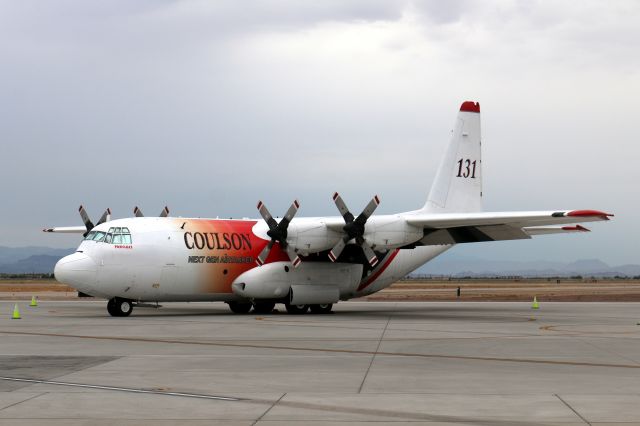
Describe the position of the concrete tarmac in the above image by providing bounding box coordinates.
[1,300,639,425]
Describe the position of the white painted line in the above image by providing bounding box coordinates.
[0,376,240,401]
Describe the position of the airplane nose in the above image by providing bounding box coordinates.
[54,252,97,291]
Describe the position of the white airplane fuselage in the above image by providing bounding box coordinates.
[56,216,448,303]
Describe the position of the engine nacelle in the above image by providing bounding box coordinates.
[364,216,423,249]
[231,261,363,302]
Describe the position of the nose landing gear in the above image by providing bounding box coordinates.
[107,297,134,317]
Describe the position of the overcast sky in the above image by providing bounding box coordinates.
[1,0,638,265]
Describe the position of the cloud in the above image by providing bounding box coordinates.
[0,0,638,264]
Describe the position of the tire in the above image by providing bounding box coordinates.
[107,297,133,317]
[228,301,252,314]
[285,303,309,315]
[310,303,333,314]
[252,301,276,314]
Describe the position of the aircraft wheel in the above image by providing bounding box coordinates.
[310,303,333,314]
[107,298,133,317]
[285,303,309,315]
[253,301,276,314]
[228,301,252,314]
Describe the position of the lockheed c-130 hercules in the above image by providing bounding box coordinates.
[45,101,613,316]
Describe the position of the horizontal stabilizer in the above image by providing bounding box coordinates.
[524,225,590,236]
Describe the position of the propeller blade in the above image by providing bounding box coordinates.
[332,192,354,223]
[256,240,274,266]
[328,237,348,262]
[355,195,380,223]
[361,242,379,268]
[96,208,112,226]
[133,206,144,218]
[160,206,169,217]
[78,205,94,235]
[285,245,302,268]
[256,199,302,267]
[257,201,278,230]
[282,200,300,224]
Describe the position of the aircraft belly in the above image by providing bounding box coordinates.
[355,246,451,296]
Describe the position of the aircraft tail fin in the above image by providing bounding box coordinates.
[421,101,483,213]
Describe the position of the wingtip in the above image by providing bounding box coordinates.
[566,210,614,220]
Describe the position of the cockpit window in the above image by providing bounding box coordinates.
[92,227,132,244]
[95,227,132,244]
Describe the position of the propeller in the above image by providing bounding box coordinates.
[79,205,111,237]
[133,206,170,217]
[328,193,380,267]
[255,200,301,268]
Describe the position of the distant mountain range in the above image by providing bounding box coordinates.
[416,254,640,278]
[0,246,638,277]
[0,246,74,274]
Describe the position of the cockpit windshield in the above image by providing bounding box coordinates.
[106,227,131,244]
[83,228,129,244]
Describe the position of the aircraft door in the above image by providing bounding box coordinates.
[159,265,178,298]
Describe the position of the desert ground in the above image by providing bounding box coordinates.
[2,277,640,302]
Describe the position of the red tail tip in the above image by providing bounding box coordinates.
[460,101,480,113]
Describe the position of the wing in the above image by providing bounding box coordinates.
[42,226,87,233]
[405,210,612,245]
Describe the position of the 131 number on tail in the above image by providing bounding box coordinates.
[456,159,477,179]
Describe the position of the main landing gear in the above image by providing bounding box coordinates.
[226,301,334,315]
[107,297,134,317]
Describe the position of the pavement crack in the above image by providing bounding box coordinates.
[0,377,240,402]
[251,392,285,425]
[555,394,591,425]
[0,392,45,412]
[358,314,392,393]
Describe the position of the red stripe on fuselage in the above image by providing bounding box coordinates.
[357,249,399,292]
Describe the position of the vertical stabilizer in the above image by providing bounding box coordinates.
[422,101,482,213]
